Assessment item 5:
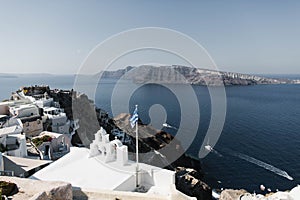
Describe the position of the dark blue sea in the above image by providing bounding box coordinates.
[1,74,299,192]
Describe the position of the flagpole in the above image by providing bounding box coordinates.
[135,105,139,188]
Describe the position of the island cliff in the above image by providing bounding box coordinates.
[97,65,300,86]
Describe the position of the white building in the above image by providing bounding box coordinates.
[22,117,43,137]
[0,99,32,115]
[9,104,39,118]
[0,125,27,157]
[89,127,128,164]
[0,115,9,127]
[31,127,194,199]
[1,155,52,177]
[8,104,43,137]
[35,97,54,108]
[32,131,71,160]
[1,112,43,138]
[43,107,70,134]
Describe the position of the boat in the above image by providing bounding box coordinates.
[162,123,177,130]
[212,189,220,199]
[205,144,213,152]
[204,138,213,152]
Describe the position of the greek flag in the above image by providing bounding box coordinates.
[130,106,138,128]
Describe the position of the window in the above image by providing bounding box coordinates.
[103,147,107,156]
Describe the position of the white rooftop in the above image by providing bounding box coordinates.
[0,99,31,107]
[3,155,52,176]
[11,104,37,110]
[0,115,8,119]
[30,147,135,190]
[30,127,179,197]
[43,107,59,111]
[38,131,64,139]
[30,146,176,196]
[0,125,22,136]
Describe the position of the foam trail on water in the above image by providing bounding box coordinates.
[211,149,223,157]
[233,152,293,181]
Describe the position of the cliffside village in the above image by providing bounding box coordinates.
[0,86,81,177]
[0,85,132,176]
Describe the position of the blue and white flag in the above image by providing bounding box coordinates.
[130,106,138,128]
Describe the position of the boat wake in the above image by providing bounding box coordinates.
[204,145,223,157]
[211,149,223,157]
[233,152,293,181]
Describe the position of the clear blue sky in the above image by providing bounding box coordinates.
[0,0,300,74]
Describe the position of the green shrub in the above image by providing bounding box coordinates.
[32,135,52,147]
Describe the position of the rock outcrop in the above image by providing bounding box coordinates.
[219,186,300,200]
[175,167,211,200]
[71,92,101,146]
[219,189,248,200]
[0,176,72,200]
[0,180,18,196]
[113,113,203,172]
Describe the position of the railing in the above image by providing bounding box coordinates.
[0,170,14,176]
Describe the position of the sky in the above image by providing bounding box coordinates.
[0,0,300,74]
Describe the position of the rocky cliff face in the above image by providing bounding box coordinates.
[99,65,299,86]
[113,113,203,172]
[0,176,72,200]
[219,186,300,200]
[175,167,211,200]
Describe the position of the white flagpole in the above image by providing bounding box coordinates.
[135,105,139,188]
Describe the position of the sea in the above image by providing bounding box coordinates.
[1,73,300,192]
